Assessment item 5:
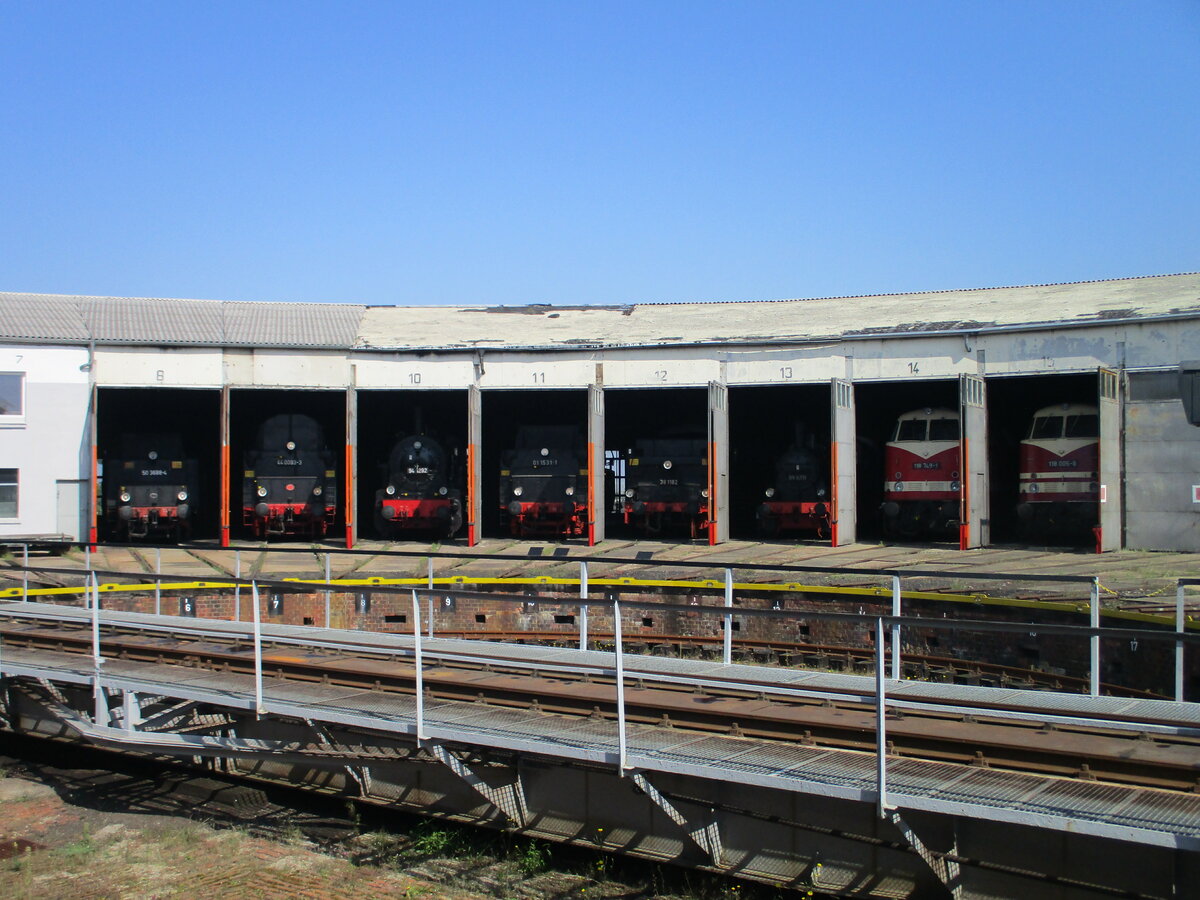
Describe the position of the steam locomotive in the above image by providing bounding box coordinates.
[375,433,463,538]
[103,434,197,541]
[880,408,960,538]
[623,435,709,538]
[1016,402,1099,539]
[243,414,337,539]
[755,430,831,538]
[499,425,588,537]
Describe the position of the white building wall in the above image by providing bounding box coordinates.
[0,344,91,538]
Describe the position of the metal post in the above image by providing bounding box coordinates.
[123,691,138,732]
[875,616,888,817]
[614,597,627,773]
[1176,583,1186,703]
[155,547,161,616]
[234,551,241,621]
[324,553,331,629]
[579,561,589,651]
[412,590,425,741]
[891,575,901,681]
[92,573,104,725]
[22,544,28,601]
[1090,577,1101,697]
[84,543,90,573]
[427,558,435,639]
[251,581,263,715]
[723,568,733,666]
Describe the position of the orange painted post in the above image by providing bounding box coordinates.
[345,442,354,549]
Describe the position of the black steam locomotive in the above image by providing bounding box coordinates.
[242,414,337,539]
[375,433,463,539]
[499,425,588,538]
[755,429,831,538]
[622,435,709,538]
[103,433,197,541]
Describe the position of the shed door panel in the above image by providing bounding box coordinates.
[345,386,357,549]
[467,384,482,546]
[587,383,605,545]
[959,373,989,549]
[1098,367,1122,551]
[830,378,856,546]
[708,381,729,544]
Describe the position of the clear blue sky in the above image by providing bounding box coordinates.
[2,2,1198,306]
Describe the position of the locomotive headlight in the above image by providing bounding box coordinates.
[439,486,448,496]
[816,488,827,498]
[700,488,709,498]
[286,441,296,451]
[894,481,904,492]
[764,487,776,498]
[662,460,673,470]
[624,488,635,499]
[386,484,396,496]
[119,491,131,503]
[950,481,960,491]
[512,485,524,497]
[148,451,158,461]
[176,490,188,502]
[894,471,902,480]
[256,485,268,498]
[1029,484,1040,494]
[540,447,549,457]
[414,441,422,450]
[564,486,575,496]
[312,485,323,496]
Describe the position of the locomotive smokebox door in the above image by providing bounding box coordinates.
[269,593,284,617]
[179,596,196,617]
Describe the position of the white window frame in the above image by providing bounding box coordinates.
[0,372,26,426]
[0,468,17,521]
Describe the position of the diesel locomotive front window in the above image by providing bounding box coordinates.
[1064,414,1098,438]
[896,420,926,441]
[1030,416,1062,439]
[929,418,959,441]
[0,469,17,517]
[0,373,23,416]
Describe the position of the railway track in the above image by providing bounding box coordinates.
[2,614,1197,794]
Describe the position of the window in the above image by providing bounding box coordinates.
[896,420,926,441]
[0,469,16,517]
[0,374,23,417]
[1030,416,1062,439]
[929,418,960,441]
[1064,414,1098,438]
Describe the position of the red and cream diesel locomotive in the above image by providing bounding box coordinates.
[1016,402,1099,539]
[880,407,961,538]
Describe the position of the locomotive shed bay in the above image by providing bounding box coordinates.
[1,273,1199,899]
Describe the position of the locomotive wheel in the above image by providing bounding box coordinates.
[446,508,463,538]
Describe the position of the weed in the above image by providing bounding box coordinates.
[405,823,459,858]
[515,840,550,875]
[58,826,96,859]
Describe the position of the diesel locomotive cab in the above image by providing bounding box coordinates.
[498,425,588,538]
[1016,402,1099,540]
[880,407,960,539]
[623,436,709,538]
[375,433,463,539]
[103,433,197,541]
[242,414,337,539]
[756,435,831,539]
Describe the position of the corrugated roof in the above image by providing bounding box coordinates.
[1,274,1197,352]
[0,292,365,348]
[223,301,364,347]
[0,294,90,341]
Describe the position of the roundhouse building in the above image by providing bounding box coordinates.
[1,273,1197,551]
